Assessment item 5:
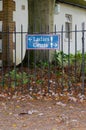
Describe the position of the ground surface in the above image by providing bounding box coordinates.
[0,93,86,130]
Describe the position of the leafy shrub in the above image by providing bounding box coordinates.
[52,51,86,77]
[5,70,29,86]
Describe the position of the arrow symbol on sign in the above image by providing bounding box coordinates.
[28,38,32,41]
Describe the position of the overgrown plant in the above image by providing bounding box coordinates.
[52,50,86,78]
[52,51,68,67]
[5,69,29,86]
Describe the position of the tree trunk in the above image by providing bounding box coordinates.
[23,0,55,65]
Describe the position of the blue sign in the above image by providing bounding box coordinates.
[26,34,60,50]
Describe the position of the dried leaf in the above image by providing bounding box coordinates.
[23,124,27,127]
[16,105,20,108]
[38,113,44,116]
[28,110,38,115]
[68,96,77,102]
[56,102,66,107]
[12,124,17,127]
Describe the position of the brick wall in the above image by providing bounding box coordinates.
[0,0,15,66]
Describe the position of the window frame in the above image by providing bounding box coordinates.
[65,14,72,40]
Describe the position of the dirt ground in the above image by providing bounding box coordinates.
[0,93,86,130]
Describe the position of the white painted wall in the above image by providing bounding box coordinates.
[0,0,3,11]
[0,21,2,32]
[13,0,28,65]
[54,3,86,54]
